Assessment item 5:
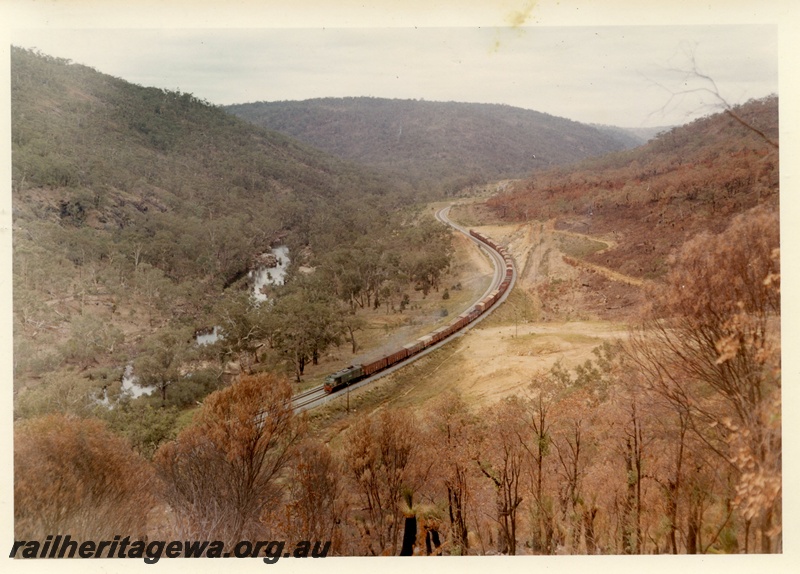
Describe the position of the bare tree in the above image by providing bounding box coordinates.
[520,378,556,554]
[476,398,526,555]
[427,392,476,555]
[343,409,421,555]
[627,206,780,551]
[278,439,344,552]
[653,46,778,149]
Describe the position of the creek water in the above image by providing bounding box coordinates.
[95,364,154,409]
[249,245,290,302]
[196,325,222,345]
[121,364,155,398]
[194,245,290,345]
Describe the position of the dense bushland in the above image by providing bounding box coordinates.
[11,47,450,400]
[226,97,640,192]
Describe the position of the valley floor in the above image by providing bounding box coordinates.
[311,198,643,418]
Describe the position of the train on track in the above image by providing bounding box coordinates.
[323,229,514,394]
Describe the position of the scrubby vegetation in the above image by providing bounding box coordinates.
[486,96,778,279]
[226,97,639,192]
[11,47,449,396]
[12,46,459,463]
[12,46,780,556]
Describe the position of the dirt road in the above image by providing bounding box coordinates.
[315,203,642,416]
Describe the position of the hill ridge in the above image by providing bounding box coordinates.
[225,96,640,191]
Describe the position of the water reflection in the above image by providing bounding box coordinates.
[94,364,154,410]
[250,245,290,302]
[196,326,221,345]
[122,364,154,399]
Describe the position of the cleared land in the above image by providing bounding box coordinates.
[310,201,642,432]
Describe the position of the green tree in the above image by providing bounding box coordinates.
[60,315,124,368]
[13,371,102,420]
[135,327,191,405]
[337,304,366,354]
[272,279,343,381]
[102,401,181,458]
[215,291,274,372]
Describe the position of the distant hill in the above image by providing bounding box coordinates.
[486,95,779,280]
[591,124,672,147]
[225,97,639,192]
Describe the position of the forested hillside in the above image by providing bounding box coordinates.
[225,97,638,192]
[12,47,410,288]
[486,96,779,279]
[591,123,668,147]
[11,47,450,406]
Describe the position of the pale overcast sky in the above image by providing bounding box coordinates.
[4,4,782,128]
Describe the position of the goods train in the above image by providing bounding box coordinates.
[324,230,514,393]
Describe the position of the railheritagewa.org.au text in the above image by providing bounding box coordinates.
[10,535,331,564]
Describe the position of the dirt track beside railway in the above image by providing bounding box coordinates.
[313,209,644,420]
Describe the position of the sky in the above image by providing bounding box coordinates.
[3,4,783,129]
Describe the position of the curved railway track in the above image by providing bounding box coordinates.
[289,204,516,412]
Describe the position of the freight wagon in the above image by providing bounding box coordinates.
[323,229,514,394]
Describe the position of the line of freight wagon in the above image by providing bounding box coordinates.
[323,229,513,393]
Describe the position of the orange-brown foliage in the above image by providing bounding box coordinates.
[154,373,302,543]
[628,205,781,552]
[342,408,422,555]
[486,96,779,280]
[14,414,156,540]
[277,439,345,552]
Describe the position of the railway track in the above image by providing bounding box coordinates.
[290,385,328,411]
[287,204,516,413]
